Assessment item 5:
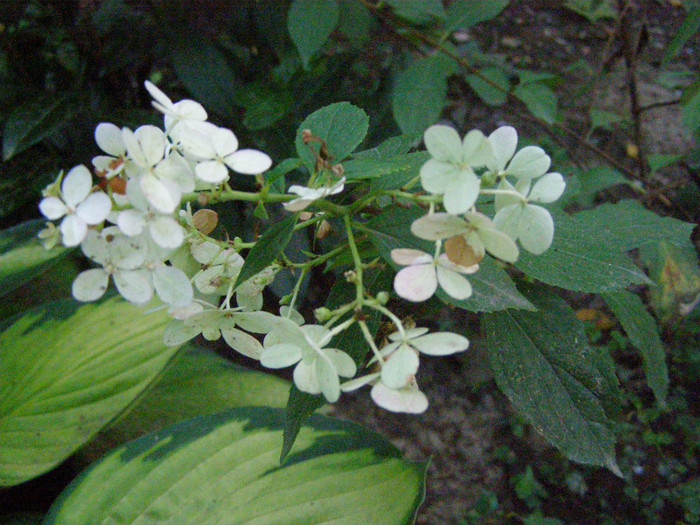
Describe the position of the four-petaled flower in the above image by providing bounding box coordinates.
[39,165,112,247]
[283,178,346,212]
[391,248,478,302]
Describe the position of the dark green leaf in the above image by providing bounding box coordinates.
[236,83,293,130]
[602,290,668,407]
[574,199,695,251]
[444,0,509,32]
[233,214,297,291]
[45,408,427,525]
[681,78,700,132]
[563,0,618,22]
[0,513,43,525]
[392,54,458,134]
[484,286,622,474]
[3,93,77,161]
[565,167,630,208]
[514,82,558,124]
[466,67,510,106]
[354,133,422,159]
[295,102,370,173]
[281,385,325,463]
[166,27,237,118]
[0,297,178,486]
[515,208,651,293]
[385,0,446,25]
[288,0,339,69]
[264,157,303,194]
[344,151,429,189]
[0,220,71,299]
[337,1,375,48]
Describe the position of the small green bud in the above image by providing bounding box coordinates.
[376,291,390,305]
[314,307,333,322]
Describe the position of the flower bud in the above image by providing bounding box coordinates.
[314,307,333,322]
[376,291,390,305]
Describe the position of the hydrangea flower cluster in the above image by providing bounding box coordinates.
[38,81,564,415]
[391,124,565,303]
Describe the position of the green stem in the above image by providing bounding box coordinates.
[344,214,364,304]
[358,319,384,365]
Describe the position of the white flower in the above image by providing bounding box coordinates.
[391,248,478,302]
[173,121,272,182]
[235,266,278,311]
[341,372,429,414]
[420,125,491,214]
[92,122,127,178]
[283,178,346,212]
[485,126,551,181]
[39,165,112,247]
[190,240,244,296]
[144,80,207,132]
[411,211,519,263]
[117,180,185,249]
[71,227,151,304]
[141,240,193,308]
[260,318,356,402]
[493,172,565,254]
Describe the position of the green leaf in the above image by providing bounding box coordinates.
[384,0,446,25]
[337,1,375,48]
[232,214,298,291]
[681,78,700,132]
[166,26,237,118]
[288,0,339,70]
[0,220,71,299]
[589,109,625,132]
[515,207,651,293]
[264,157,303,194]
[392,54,458,134]
[566,167,630,208]
[2,93,77,161]
[514,82,558,124]
[466,67,510,106]
[281,385,325,463]
[236,83,293,130]
[563,0,618,22]
[484,286,622,474]
[602,290,668,407]
[295,102,370,173]
[573,199,695,251]
[444,0,509,32]
[45,408,428,524]
[344,151,429,189]
[354,133,421,159]
[77,345,291,463]
[662,6,700,66]
[363,206,534,312]
[0,297,178,486]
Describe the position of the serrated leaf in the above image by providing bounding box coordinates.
[567,167,630,208]
[0,220,72,299]
[385,0,446,25]
[466,67,510,106]
[295,102,370,173]
[288,0,339,69]
[337,1,375,48]
[363,206,534,311]
[514,82,558,124]
[574,199,695,251]
[444,0,509,32]
[232,214,298,291]
[354,133,422,159]
[3,93,77,161]
[484,286,621,474]
[602,290,668,407]
[46,408,427,525]
[264,157,303,194]
[345,152,429,191]
[166,25,237,118]
[515,207,651,293]
[392,54,458,134]
[0,296,178,486]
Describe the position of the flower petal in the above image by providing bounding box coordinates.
[39,196,68,220]
[493,203,524,240]
[62,165,93,208]
[72,268,109,302]
[140,173,181,214]
[75,192,111,225]
[381,344,419,389]
[148,215,184,249]
[419,159,454,195]
[60,214,88,247]
[341,372,381,392]
[134,125,167,167]
[393,264,438,302]
[488,126,518,172]
[153,265,193,307]
[324,348,357,378]
[477,227,520,263]
[95,122,125,157]
[390,248,433,266]
[506,145,550,179]
[225,149,273,175]
[293,361,320,395]
[528,172,566,203]
[117,209,146,236]
[424,125,462,163]
[411,332,469,356]
[443,168,480,214]
[371,381,428,413]
[410,213,468,241]
[462,129,493,167]
[436,265,472,300]
[316,354,341,402]
[222,328,264,360]
[518,205,554,254]
[195,160,228,184]
[113,269,153,304]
